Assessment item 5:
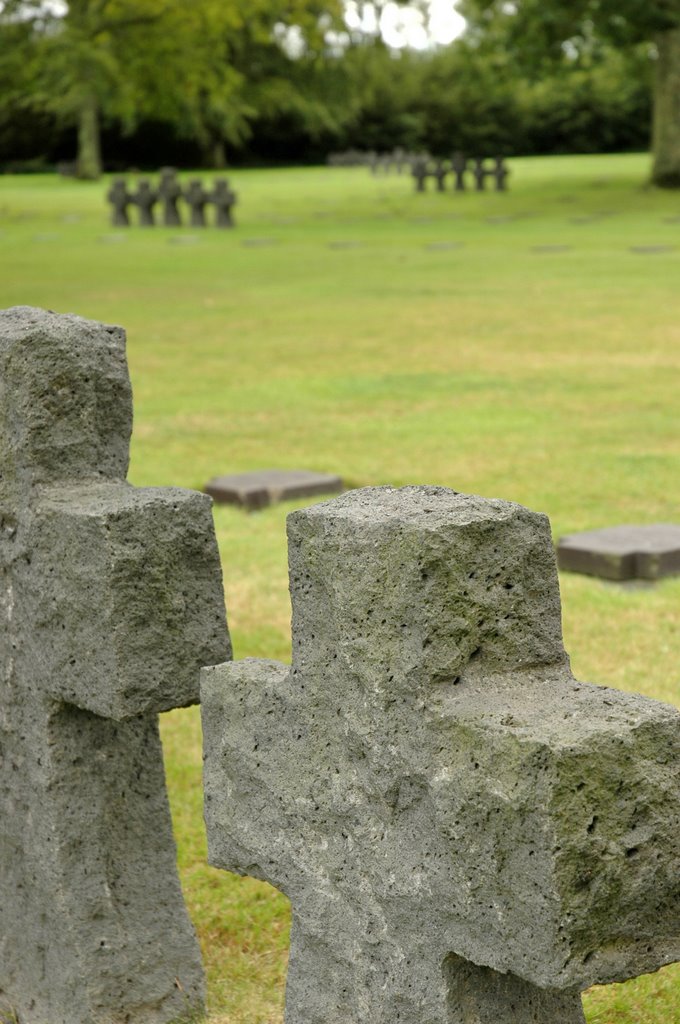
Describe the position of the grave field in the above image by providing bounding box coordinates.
[1,153,679,1022]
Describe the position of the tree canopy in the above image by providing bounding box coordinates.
[0,0,666,178]
[462,0,680,185]
[0,0,343,176]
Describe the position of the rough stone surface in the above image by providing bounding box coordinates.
[0,306,231,1024]
[558,523,680,581]
[202,485,680,1024]
[205,469,343,511]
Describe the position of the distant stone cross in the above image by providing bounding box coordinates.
[159,167,183,226]
[493,156,510,191]
[0,306,231,1024]
[451,152,468,191]
[107,176,133,225]
[210,178,237,228]
[433,159,448,192]
[185,179,210,227]
[412,156,429,192]
[132,179,159,225]
[203,486,680,1024]
[472,157,489,190]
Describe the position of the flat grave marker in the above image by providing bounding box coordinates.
[425,241,464,251]
[630,245,675,255]
[558,523,680,581]
[241,237,278,247]
[205,469,343,511]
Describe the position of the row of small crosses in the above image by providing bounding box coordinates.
[413,154,510,192]
[107,168,238,228]
[327,149,417,173]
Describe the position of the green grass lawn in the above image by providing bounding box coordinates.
[2,152,680,1022]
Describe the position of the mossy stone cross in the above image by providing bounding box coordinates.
[0,307,230,1024]
[203,486,680,1024]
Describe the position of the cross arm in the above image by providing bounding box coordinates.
[21,481,230,719]
[429,668,680,991]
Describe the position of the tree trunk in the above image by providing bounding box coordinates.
[77,95,102,180]
[652,28,680,188]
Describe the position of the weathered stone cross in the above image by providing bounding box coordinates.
[0,307,231,1024]
[202,486,680,1024]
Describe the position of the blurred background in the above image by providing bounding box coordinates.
[0,0,677,182]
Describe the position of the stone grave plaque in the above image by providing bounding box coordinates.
[205,469,343,510]
[630,245,675,255]
[558,523,680,581]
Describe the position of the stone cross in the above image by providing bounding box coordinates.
[184,179,210,227]
[132,179,159,226]
[0,306,231,1024]
[107,176,133,226]
[202,486,680,1024]
[412,156,429,192]
[433,159,448,192]
[473,157,489,191]
[210,178,237,229]
[493,156,510,192]
[159,167,183,227]
[451,152,468,191]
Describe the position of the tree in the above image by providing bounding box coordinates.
[461,0,680,186]
[0,0,342,178]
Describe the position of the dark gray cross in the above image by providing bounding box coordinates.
[493,156,510,191]
[412,156,429,192]
[0,306,231,1024]
[433,159,448,192]
[184,179,210,227]
[202,486,680,1024]
[473,157,490,191]
[210,178,237,228]
[132,179,159,226]
[159,167,183,227]
[451,152,468,191]
[107,176,132,226]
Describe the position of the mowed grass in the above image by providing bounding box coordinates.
[2,152,680,1022]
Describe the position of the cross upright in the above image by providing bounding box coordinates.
[107,177,133,226]
[493,156,510,192]
[412,157,429,192]
[132,180,159,226]
[433,159,448,192]
[202,485,680,1024]
[0,306,231,1024]
[184,180,210,227]
[209,179,237,229]
[451,152,468,191]
[159,168,183,227]
[472,157,489,191]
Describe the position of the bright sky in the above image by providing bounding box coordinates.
[345,1,467,49]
